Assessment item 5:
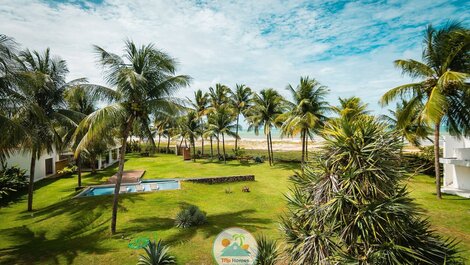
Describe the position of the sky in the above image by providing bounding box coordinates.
[0,0,469,116]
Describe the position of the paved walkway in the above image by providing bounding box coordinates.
[108,170,145,184]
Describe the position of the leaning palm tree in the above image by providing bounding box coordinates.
[247,89,286,166]
[207,106,238,163]
[229,84,253,152]
[381,22,470,199]
[76,41,190,233]
[187,89,209,155]
[278,76,329,168]
[381,100,432,148]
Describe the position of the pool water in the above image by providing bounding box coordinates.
[78,180,180,197]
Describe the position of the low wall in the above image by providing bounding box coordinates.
[185,175,255,184]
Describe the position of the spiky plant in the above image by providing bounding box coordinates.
[281,115,463,265]
[255,235,280,265]
[137,240,176,265]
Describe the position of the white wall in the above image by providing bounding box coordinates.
[442,135,470,190]
[3,147,58,182]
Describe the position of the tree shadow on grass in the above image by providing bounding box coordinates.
[125,208,272,246]
[0,211,111,265]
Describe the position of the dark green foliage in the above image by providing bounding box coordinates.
[174,205,207,228]
[255,235,280,265]
[402,146,442,176]
[254,156,264,163]
[281,116,463,264]
[137,240,176,265]
[0,163,28,200]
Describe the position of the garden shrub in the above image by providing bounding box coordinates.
[0,163,28,201]
[175,205,207,228]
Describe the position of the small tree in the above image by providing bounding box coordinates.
[282,116,462,264]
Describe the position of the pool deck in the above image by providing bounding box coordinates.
[108,170,146,184]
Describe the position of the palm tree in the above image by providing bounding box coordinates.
[207,106,238,163]
[8,48,80,211]
[180,111,201,161]
[331,96,369,121]
[279,77,329,168]
[381,100,432,148]
[229,84,253,152]
[247,89,286,166]
[208,83,230,110]
[0,34,25,162]
[76,41,190,233]
[187,89,209,155]
[381,22,470,199]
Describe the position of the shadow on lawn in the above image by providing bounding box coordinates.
[126,208,272,246]
[0,211,111,264]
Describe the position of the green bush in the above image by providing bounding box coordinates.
[0,163,28,200]
[174,205,207,228]
[137,240,176,265]
[402,146,442,176]
[255,235,280,265]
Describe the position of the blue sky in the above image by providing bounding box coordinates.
[0,0,469,115]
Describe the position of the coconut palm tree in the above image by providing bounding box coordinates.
[229,84,253,152]
[180,111,201,161]
[208,83,230,110]
[381,22,470,199]
[381,99,432,148]
[0,34,25,162]
[187,89,209,155]
[76,40,190,233]
[247,89,286,166]
[7,48,82,211]
[331,96,369,121]
[207,106,238,163]
[282,115,463,264]
[279,77,329,168]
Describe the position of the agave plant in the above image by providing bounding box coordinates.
[175,205,207,228]
[255,235,280,265]
[137,240,176,265]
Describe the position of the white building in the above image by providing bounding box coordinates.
[3,146,121,182]
[4,147,60,182]
[440,135,470,198]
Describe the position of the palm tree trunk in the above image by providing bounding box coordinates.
[210,136,213,159]
[235,113,240,151]
[434,120,442,199]
[266,133,272,166]
[192,138,196,162]
[27,148,36,212]
[201,122,205,156]
[166,135,170,153]
[222,132,226,164]
[217,133,220,157]
[269,131,274,165]
[147,133,156,154]
[111,116,134,234]
[305,132,308,161]
[301,130,306,171]
[157,134,161,152]
[77,155,82,188]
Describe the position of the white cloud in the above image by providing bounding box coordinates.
[0,0,467,118]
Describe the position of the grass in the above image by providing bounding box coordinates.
[0,153,468,264]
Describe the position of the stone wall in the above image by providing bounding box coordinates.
[185,175,255,184]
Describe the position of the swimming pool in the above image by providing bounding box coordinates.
[76,179,180,197]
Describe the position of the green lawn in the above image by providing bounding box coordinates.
[0,153,469,264]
